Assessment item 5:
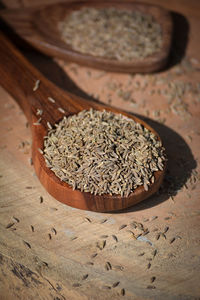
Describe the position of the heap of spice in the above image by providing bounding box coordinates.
[43,109,166,197]
[58,7,163,61]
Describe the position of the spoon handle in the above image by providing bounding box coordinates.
[0,32,83,125]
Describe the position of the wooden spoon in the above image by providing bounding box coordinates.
[0,1,173,73]
[0,33,165,212]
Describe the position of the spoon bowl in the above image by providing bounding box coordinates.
[0,33,165,212]
[0,1,173,73]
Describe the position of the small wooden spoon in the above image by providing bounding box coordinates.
[0,1,173,73]
[0,33,165,212]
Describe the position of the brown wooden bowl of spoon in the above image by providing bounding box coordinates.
[0,1,173,73]
[0,33,166,212]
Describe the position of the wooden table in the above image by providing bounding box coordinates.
[0,1,200,299]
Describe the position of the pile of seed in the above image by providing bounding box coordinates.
[43,109,166,196]
[58,7,162,61]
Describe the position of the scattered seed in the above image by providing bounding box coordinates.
[119,224,127,231]
[72,283,81,287]
[6,222,15,229]
[33,79,40,91]
[38,148,43,155]
[164,217,171,220]
[58,107,65,114]
[96,240,106,250]
[84,217,92,223]
[48,233,52,240]
[150,276,156,283]
[23,241,31,249]
[155,233,161,240]
[163,226,169,233]
[151,216,158,221]
[138,252,145,256]
[71,236,78,241]
[147,263,151,269]
[170,237,176,244]
[12,217,20,223]
[82,274,88,280]
[36,108,43,116]
[100,219,107,224]
[40,196,43,203]
[51,228,57,235]
[152,249,157,258]
[48,97,56,103]
[91,253,98,258]
[86,262,94,265]
[112,281,120,288]
[121,288,125,296]
[100,235,108,239]
[47,122,52,130]
[105,262,112,270]
[112,235,118,242]
[114,265,124,271]
[31,225,34,232]
[143,218,149,222]
[102,285,111,290]
[147,285,156,289]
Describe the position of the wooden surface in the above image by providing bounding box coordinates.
[0,2,173,73]
[1,0,200,299]
[0,33,165,212]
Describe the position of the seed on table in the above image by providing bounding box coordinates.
[82,274,88,280]
[100,219,107,224]
[84,217,92,223]
[6,222,15,229]
[71,236,78,241]
[138,252,145,256]
[151,216,158,221]
[147,285,156,289]
[100,235,108,239]
[163,226,169,233]
[155,233,161,240]
[112,235,118,242]
[114,265,124,271]
[73,283,81,287]
[86,262,94,265]
[119,224,127,231]
[48,97,56,103]
[48,233,52,240]
[152,249,157,258]
[23,240,31,249]
[150,276,156,283]
[96,240,106,250]
[102,285,111,290]
[112,281,120,288]
[147,263,151,269]
[121,288,125,296]
[31,225,34,232]
[105,262,112,270]
[12,217,20,223]
[51,228,57,235]
[39,196,43,203]
[91,253,98,258]
[170,237,176,244]
[58,107,65,114]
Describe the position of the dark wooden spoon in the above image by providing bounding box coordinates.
[0,1,173,73]
[0,33,165,212]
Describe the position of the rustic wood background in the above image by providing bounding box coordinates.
[0,1,200,299]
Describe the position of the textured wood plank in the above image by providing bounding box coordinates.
[0,0,200,299]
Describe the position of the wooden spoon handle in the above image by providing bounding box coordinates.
[0,32,82,125]
[0,32,45,122]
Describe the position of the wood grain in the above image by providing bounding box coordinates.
[0,33,165,212]
[0,2,173,73]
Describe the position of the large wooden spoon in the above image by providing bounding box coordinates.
[0,33,165,212]
[0,1,173,73]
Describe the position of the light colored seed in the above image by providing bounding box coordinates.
[6,222,15,229]
[33,79,40,91]
[138,252,145,256]
[163,226,169,233]
[84,217,92,223]
[91,253,98,258]
[12,217,20,223]
[96,240,106,250]
[102,285,111,290]
[48,97,56,103]
[37,148,43,154]
[114,265,124,271]
[51,228,57,235]
[58,107,65,114]
[47,122,52,129]
[36,108,43,116]
[170,237,176,244]
[112,281,120,288]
